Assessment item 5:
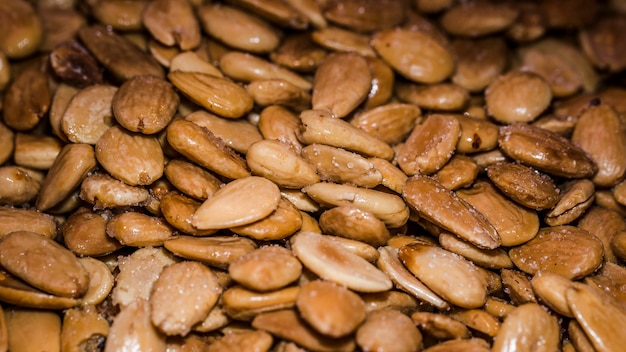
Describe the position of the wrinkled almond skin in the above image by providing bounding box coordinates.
[0,231,89,298]
[498,124,597,178]
[403,175,500,249]
[112,75,179,134]
[487,162,560,210]
[509,226,604,279]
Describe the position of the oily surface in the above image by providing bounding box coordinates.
[1,0,626,351]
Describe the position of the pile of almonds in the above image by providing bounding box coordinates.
[1,0,626,351]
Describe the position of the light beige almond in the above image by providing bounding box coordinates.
[222,286,300,321]
[150,261,221,336]
[566,283,626,352]
[312,52,371,118]
[111,247,178,308]
[170,51,224,77]
[368,158,407,194]
[457,181,539,247]
[356,309,422,352]
[220,52,311,91]
[299,109,395,160]
[77,257,114,306]
[509,226,604,279]
[96,125,164,186]
[166,119,250,179]
[303,182,409,228]
[61,84,117,144]
[281,189,320,212]
[486,70,552,124]
[399,243,488,309]
[13,133,62,170]
[80,174,150,209]
[105,299,166,352]
[251,309,355,352]
[192,176,280,230]
[291,231,392,292]
[377,246,449,310]
[197,3,280,54]
[403,175,500,249]
[296,280,366,337]
[484,297,516,320]
[0,207,56,239]
[492,303,560,352]
[163,236,257,269]
[301,144,382,188]
[326,235,380,263]
[0,231,89,298]
[371,28,454,84]
[397,114,460,175]
[168,71,254,118]
[142,0,201,50]
[247,140,319,188]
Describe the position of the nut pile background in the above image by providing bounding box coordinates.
[1,0,626,351]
